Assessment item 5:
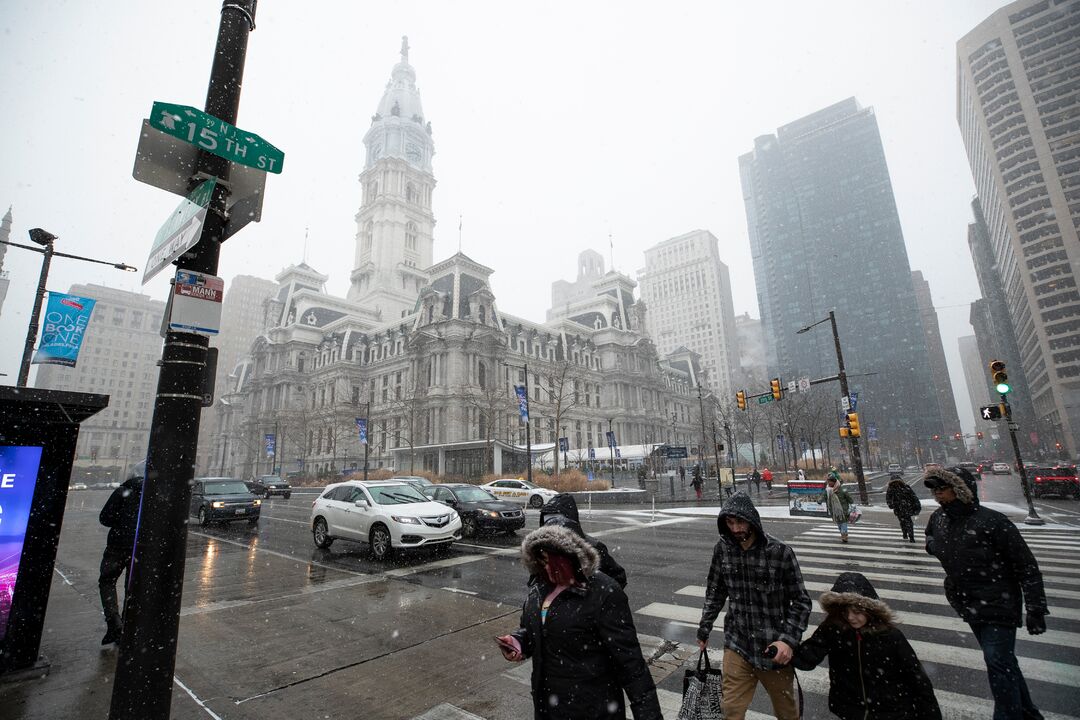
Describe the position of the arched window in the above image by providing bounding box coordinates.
[405,221,418,250]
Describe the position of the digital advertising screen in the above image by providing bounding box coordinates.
[787,479,829,518]
[0,445,44,642]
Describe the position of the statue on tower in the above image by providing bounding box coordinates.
[400,35,409,63]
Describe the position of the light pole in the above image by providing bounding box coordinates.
[2,228,138,387]
[607,416,616,487]
[561,424,568,470]
[797,309,869,503]
[504,361,532,483]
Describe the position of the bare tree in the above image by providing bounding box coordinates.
[735,398,767,469]
[463,378,516,474]
[541,358,582,477]
[383,378,428,474]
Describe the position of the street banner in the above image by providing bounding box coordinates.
[264,434,276,458]
[588,448,596,460]
[356,418,368,445]
[558,437,569,452]
[615,448,621,458]
[849,392,859,411]
[606,430,616,447]
[868,424,878,440]
[514,385,529,422]
[787,478,828,517]
[777,435,786,449]
[32,292,96,367]
[0,445,44,642]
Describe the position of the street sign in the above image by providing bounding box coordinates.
[798,377,811,393]
[758,395,773,404]
[787,380,797,395]
[980,404,1003,421]
[150,101,284,173]
[665,446,689,459]
[168,270,224,336]
[840,396,850,412]
[143,179,216,284]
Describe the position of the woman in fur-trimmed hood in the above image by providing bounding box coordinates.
[792,572,941,719]
[496,525,661,720]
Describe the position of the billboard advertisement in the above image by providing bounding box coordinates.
[0,446,44,642]
[31,292,96,367]
[787,478,828,517]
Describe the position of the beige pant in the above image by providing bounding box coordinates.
[721,648,799,720]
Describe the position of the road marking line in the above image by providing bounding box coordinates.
[53,567,74,586]
[441,587,479,596]
[180,576,380,616]
[796,566,1080,599]
[788,549,1080,578]
[173,675,224,720]
[187,530,368,577]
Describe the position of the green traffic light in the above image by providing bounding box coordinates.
[996,382,1011,394]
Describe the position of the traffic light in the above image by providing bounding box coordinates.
[976,431,984,440]
[989,360,1010,395]
[839,426,849,438]
[770,378,783,401]
[846,412,860,438]
[736,390,747,411]
[954,432,962,441]
[933,434,940,441]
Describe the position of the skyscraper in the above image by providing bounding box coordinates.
[911,270,963,436]
[739,98,943,446]
[957,0,1080,455]
[637,230,738,396]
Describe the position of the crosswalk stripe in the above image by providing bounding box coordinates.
[788,550,1080,579]
[804,530,1080,551]
[789,539,1080,565]
[812,524,1080,540]
[796,566,1080,600]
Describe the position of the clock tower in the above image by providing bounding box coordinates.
[348,36,436,319]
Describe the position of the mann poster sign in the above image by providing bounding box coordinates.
[31,292,96,367]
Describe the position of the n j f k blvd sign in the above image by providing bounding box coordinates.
[150,101,284,173]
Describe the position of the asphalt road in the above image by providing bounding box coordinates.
[4,472,1079,719]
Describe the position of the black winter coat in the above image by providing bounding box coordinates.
[885,480,921,518]
[99,477,143,549]
[926,499,1047,625]
[539,494,628,588]
[511,526,661,720]
[793,621,941,720]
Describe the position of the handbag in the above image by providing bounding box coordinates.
[848,506,862,524]
[677,650,724,720]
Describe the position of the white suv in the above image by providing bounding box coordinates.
[310,480,461,560]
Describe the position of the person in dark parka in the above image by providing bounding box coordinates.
[885,476,922,542]
[98,467,144,644]
[924,466,1048,720]
[792,572,941,719]
[539,493,627,588]
[496,524,661,720]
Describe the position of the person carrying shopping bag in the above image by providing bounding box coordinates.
[822,474,853,543]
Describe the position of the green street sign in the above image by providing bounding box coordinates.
[149,101,284,174]
[758,395,773,404]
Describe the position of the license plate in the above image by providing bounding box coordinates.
[235,508,246,515]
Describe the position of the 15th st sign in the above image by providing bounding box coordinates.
[150,101,284,173]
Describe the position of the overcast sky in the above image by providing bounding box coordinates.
[1,1,1006,433]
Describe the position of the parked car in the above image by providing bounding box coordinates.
[191,477,261,526]
[957,461,982,479]
[1031,466,1079,499]
[391,475,433,493]
[886,463,902,476]
[309,480,460,560]
[246,475,293,499]
[69,482,88,491]
[992,462,1011,475]
[423,483,525,537]
[480,478,559,509]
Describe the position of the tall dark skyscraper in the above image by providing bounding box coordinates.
[739,98,943,447]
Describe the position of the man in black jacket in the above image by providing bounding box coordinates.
[539,493,627,588]
[924,466,1048,720]
[98,467,143,645]
[697,493,811,720]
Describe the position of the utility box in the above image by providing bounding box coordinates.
[0,386,107,675]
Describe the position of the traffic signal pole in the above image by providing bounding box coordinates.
[110,3,257,718]
[1002,394,1043,525]
[828,311,869,503]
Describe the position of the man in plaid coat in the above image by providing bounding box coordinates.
[696,492,811,720]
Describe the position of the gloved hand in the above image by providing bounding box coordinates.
[1026,611,1047,635]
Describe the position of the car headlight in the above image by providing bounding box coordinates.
[212,501,224,508]
[253,499,262,506]
[391,515,421,525]
[486,510,500,518]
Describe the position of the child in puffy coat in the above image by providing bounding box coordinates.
[792,572,941,720]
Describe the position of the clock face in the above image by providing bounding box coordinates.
[406,144,421,162]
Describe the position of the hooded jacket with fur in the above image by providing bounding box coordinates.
[793,572,941,720]
[924,466,1047,625]
[539,493,627,588]
[696,492,811,669]
[510,525,661,720]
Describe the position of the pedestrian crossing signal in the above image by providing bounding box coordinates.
[979,404,1003,421]
[736,390,747,411]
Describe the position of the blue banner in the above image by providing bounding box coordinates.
[849,392,859,411]
[0,445,44,642]
[588,447,596,460]
[558,437,569,452]
[606,430,616,447]
[264,434,276,458]
[514,385,529,423]
[355,418,368,445]
[32,292,96,367]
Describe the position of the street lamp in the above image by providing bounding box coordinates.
[797,309,869,503]
[3,228,138,387]
[503,360,532,483]
[607,416,616,487]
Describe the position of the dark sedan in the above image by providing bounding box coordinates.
[1031,466,1079,499]
[424,484,525,537]
[191,477,262,526]
[246,475,292,499]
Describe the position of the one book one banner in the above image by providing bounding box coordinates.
[32,292,96,367]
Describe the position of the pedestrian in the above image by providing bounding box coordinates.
[791,571,942,719]
[923,466,1048,720]
[679,464,687,486]
[885,474,921,542]
[749,467,761,494]
[827,466,842,484]
[696,492,811,720]
[97,464,144,645]
[796,467,806,482]
[761,466,773,490]
[539,493,627,588]
[822,474,853,543]
[496,524,662,719]
[691,465,704,499]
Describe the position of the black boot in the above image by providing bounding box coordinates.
[102,622,123,645]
